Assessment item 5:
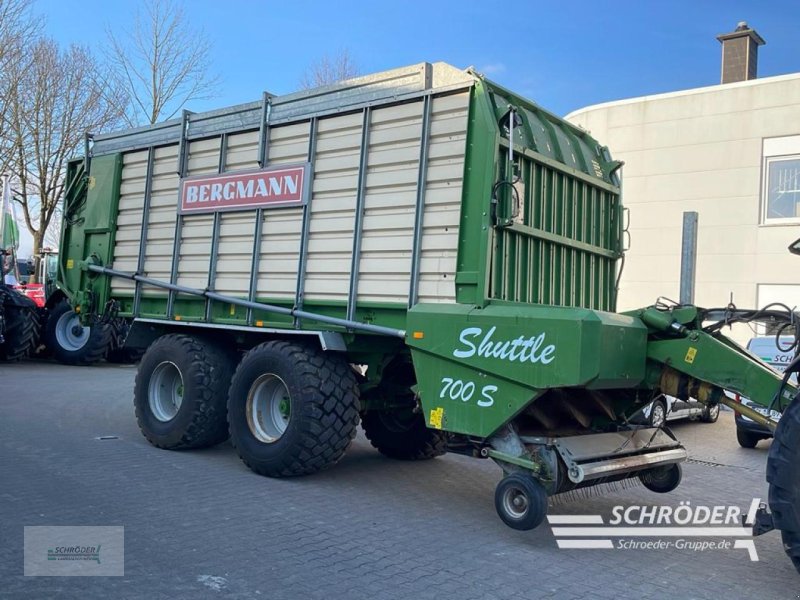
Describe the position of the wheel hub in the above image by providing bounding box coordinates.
[503,487,529,518]
[148,361,184,422]
[246,374,291,443]
[55,310,90,351]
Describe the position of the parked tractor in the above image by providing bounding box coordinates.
[56,63,800,573]
[15,250,140,364]
[0,250,38,361]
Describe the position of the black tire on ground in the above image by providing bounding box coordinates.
[134,334,234,449]
[44,300,112,365]
[701,403,720,423]
[106,319,145,364]
[362,409,447,460]
[649,398,667,428]
[494,472,548,531]
[227,340,360,477]
[639,463,682,493]
[767,394,800,574]
[0,303,38,361]
[736,428,762,449]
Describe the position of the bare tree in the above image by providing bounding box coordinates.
[0,0,40,173]
[106,0,219,126]
[2,38,125,279]
[298,49,359,90]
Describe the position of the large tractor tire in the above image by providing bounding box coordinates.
[134,334,234,449]
[767,394,800,574]
[360,356,448,460]
[44,300,112,365]
[106,319,145,364]
[0,293,38,362]
[362,408,448,460]
[227,341,360,477]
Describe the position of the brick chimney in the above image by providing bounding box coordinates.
[716,22,765,84]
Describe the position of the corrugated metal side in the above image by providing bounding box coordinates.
[303,111,362,302]
[141,145,179,293]
[176,138,220,288]
[112,92,470,307]
[111,150,148,293]
[256,122,308,299]
[357,102,422,303]
[417,92,469,303]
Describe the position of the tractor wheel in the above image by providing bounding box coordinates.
[494,472,548,531]
[134,334,234,449]
[106,319,145,364]
[362,408,448,460]
[227,341,360,477]
[639,463,682,494]
[44,300,112,365]
[767,394,800,574]
[0,302,38,361]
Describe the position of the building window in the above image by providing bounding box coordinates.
[763,136,800,224]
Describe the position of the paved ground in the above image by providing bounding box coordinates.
[0,360,798,600]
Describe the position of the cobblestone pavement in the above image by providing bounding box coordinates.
[0,361,798,599]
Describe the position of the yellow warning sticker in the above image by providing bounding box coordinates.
[685,347,697,364]
[429,407,444,429]
[66,259,74,269]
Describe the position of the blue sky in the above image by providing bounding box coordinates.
[35,0,800,117]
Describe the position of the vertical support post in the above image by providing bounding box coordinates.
[680,211,698,305]
[346,108,371,323]
[133,147,155,316]
[408,95,433,308]
[246,209,264,325]
[257,92,271,168]
[293,117,318,328]
[205,133,228,321]
[247,97,271,323]
[167,109,192,317]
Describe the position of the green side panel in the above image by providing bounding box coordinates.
[646,333,797,411]
[59,154,123,311]
[406,302,647,437]
[455,75,623,312]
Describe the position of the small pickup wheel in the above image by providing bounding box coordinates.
[494,473,548,531]
[134,334,234,449]
[639,463,682,494]
[736,428,762,449]
[767,393,800,574]
[227,341,360,477]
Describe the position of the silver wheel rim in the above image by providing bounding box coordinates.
[502,485,529,519]
[652,403,666,428]
[246,374,291,443]
[148,361,184,422]
[708,404,720,420]
[55,310,90,351]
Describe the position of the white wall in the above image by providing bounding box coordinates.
[567,73,800,344]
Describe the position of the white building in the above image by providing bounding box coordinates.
[567,23,800,344]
